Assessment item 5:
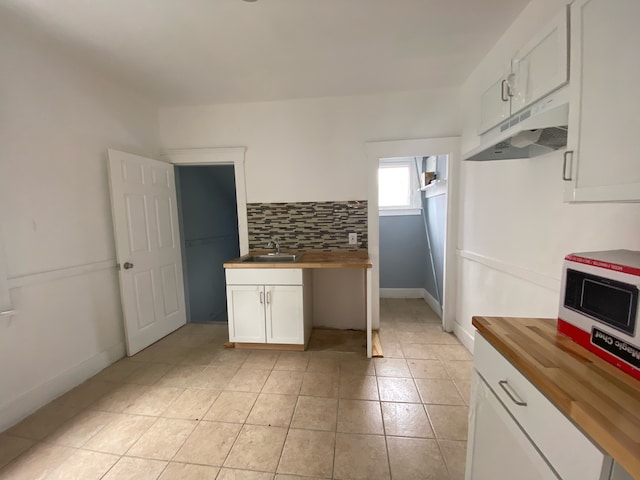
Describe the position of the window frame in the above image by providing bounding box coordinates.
[378,158,422,216]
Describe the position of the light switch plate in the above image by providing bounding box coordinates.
[348,233,357,245]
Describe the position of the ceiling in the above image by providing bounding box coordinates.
[1,0,530,105]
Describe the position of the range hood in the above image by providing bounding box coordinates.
[463,87,569,161]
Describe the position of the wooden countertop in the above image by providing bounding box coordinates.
[473,316,640,478]
[224,250,372,269]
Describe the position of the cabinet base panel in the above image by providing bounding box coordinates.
[231,342,306,351]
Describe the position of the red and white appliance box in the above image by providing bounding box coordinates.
[558,250,640,381]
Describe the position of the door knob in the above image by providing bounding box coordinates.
[123,262,134,270]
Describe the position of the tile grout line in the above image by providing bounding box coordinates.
[216,350,281,475]
[385,302,460,479]
[331,388,339,480]
[113,348,248,478]
[273,374,296,478]
[378,374,394,480]
[3,306,469,479]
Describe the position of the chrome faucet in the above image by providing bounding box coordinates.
[267,238,281,255]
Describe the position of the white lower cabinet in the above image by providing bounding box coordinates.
[227,285,266,343]
[226,268,312,346]
[264,285,304,344]
[466,372,558,480]
[467,334,614,480]
[609,463,634,480]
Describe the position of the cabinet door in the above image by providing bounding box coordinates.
[479,73,511,134]
[466,372,558,480]
[227,285,266,343]
[564,0,640,202]
[609,463,634,480]
[265,285,304,345]
[510,9,568,114]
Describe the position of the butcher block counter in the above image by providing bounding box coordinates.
[473,316,640,479]
[224,250,372,269]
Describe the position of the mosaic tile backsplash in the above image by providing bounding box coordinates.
[247,200,368,251]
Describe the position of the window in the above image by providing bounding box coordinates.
[378,159,421,215]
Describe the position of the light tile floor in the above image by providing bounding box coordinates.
[0,298,470,480]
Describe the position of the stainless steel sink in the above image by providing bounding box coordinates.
[240,254,302,263]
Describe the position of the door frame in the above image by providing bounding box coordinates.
[161,148,249,255]
[365,137,460,334]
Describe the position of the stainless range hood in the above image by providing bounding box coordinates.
[463,87,569,161]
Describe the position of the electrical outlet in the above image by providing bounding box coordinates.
[348,233,358,245]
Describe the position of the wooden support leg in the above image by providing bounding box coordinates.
[366,268,372,358]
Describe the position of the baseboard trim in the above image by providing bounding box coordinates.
[454,322,475,353]
[421,289,442,319]
[0,342,125,432]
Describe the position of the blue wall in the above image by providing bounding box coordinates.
[176,165,239,323]
[424,192,445,302]
[379,154,447,306]
[421,154,447,303]
[379,214,433,289]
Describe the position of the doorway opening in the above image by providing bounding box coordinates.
[365,137,460,348]
[175,165,240,324]
[378,155,447,320]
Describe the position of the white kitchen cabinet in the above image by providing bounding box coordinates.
[265,285,305,344]
[467,334,613,480]
[479,70,512,134]
[609,463,634,480]
[563,0,640,202]
[225,268,312,346]
[466,372,558,480]
[510,10,568,114]
[227,285,268,343]
[478,8,568,134]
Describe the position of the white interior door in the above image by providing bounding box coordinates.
[108,149,186,355]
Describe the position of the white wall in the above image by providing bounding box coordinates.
[159,89,462,331]
[455,0,640,350]
[159,89,461,203]
[0,18,159,430]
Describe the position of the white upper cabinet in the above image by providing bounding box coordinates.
[479,69,512,134]
[510,10,568,113]
[564,0,640,202]
[478,9,568,135]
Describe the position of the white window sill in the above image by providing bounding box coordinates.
[379,208,422,216]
